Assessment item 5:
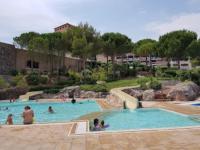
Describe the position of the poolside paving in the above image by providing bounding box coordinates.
[0,124,200,150]
[1,101,200,150]
[155,102,200,115]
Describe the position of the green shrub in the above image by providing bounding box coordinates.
[40,76,48,84]
[149,79,162,90]
[190,69,200,85]
[56,79,75,86]
[176,70,190,81]
[92,67,107,81]
[11,75,23,86]
[81,69,96,84]
[20,69,27,75]
[29,85,64,92]
[44,88,60,94]
[163,69,177,78]
[68,70,81,84]
[26,73,40,85]
[10,69,19,76]
[11,75,28,87]
[80,84,108,92]
[17,79,28,88]
[136,77,150,85]
[136,77,150,90]
[0,76,8,89]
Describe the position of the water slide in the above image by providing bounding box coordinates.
[110,86,139,109]
[19,91,43,101]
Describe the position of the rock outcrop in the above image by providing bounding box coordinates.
[166,81,200,101]
[142,89,155,101]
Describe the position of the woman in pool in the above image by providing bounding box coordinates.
[48,106,54,113]
[92,118,101,131]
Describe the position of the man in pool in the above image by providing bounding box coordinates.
[48,106,54,113]
[22,106,34,125]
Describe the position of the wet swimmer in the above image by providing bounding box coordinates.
[5,114,13,125]
[22,106,34,125]
[48,106,54,113]
[100,120,109,129]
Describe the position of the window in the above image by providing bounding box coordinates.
[27,60,32,68]
[181,64,189,66]
[26,60,39,68]
[33,61,39,68]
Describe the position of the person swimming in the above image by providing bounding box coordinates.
[22,106,34,125]
[4,107,8,111]
[100,120,109,129]
[92,118,101,131]
[71,98,76,104]
[5,114,13,125]
[48,106,54,113]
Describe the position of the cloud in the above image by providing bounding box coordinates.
[146,12,200,38]
[0,0,84,43]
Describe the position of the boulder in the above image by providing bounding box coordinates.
[166,81,200,101]
[123,89,143,98]
[142,89,155,101]
[59,86,80,97]
[80,91,98,98]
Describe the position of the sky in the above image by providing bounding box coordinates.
[0,0,200,44]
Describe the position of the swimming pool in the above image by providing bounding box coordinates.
[101,108,200,131]
[0,100,101,125]
[191,103,200,106]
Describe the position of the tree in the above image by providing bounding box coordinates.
[71,23,101,69]
[134,39,157,66]
[28,37,49,69]
[186,39,200,58]
[13,32,40,49]
[101,32,133,78]
[158,30,197,68]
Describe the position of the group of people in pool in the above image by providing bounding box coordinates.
[91,118,109,131]
[5,105,55,125]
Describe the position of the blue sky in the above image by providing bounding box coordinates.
[0,0,200,44]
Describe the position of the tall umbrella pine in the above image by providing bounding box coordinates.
[101,32,133,79]
[158,30,197,69]
[134,39,157,67]
[71,23,102,70]
[28,37,49,70]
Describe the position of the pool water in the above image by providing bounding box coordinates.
[102,108,200,131]
[0,100,101,125]
[192,103,200,106]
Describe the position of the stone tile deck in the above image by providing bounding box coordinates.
[1,101,200,150]
[1,124,200,150]
[154,102,200,115]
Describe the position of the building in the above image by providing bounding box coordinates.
[96,53,168,67]
[170,59,192,70]
[54,23,75,33]
[0,42,83,75]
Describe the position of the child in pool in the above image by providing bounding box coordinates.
[100,120,109,129]
[6,114,13,125]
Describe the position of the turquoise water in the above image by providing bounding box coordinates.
[0,100,100,125]
[102,108,200,131]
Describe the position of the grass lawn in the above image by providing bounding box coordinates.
[105,78,138,90]
[80,78,139,91]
